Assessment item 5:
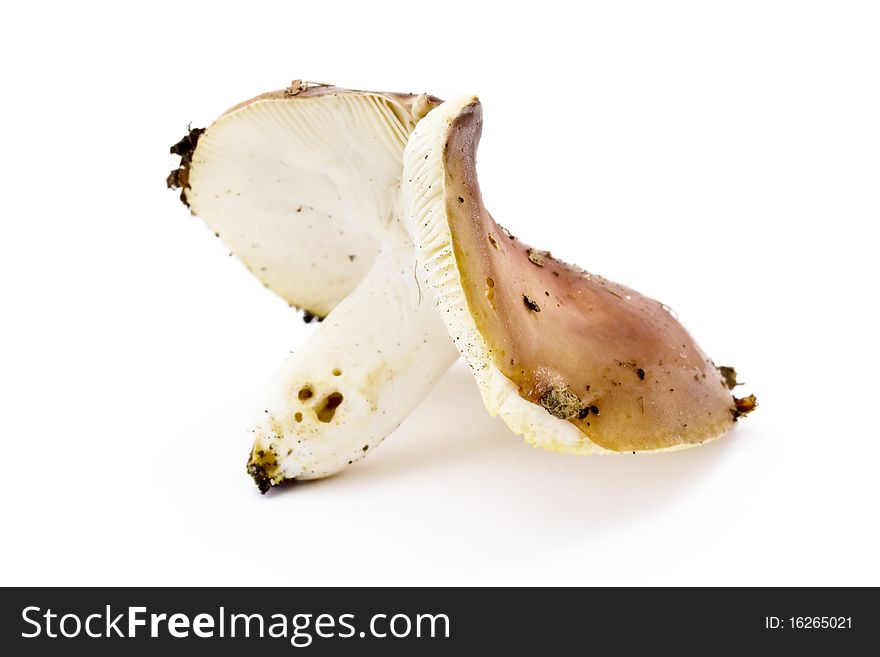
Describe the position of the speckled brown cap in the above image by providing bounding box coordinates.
[403,96,755,454]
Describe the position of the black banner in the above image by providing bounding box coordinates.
[1,587,874,653]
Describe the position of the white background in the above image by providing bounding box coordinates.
[2,1,878,586]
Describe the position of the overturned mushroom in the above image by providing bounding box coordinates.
[402,96,755,454]
[171,84,756,493]
[169,83,440,318]
[169,83,457,492]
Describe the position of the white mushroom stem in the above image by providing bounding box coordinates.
[247,221,458,490]
[169,84,456,491]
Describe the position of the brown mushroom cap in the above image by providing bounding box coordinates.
[405,97,752,453]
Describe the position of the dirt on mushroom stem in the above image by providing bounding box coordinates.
[246,449,283,494]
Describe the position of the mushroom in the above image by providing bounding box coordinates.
[168,81,441,318]
[168,82,457,492]
[171,84,757,492]
[401,96,756,454]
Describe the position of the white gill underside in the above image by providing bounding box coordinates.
[187,93,416,317]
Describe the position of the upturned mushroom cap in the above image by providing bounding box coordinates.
[168,82,441,318]
[403,97,754,453]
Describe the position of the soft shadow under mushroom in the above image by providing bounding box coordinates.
[338,362,740,538]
